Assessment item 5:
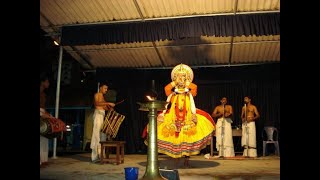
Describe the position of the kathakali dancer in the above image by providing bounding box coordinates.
[143,64,215,168]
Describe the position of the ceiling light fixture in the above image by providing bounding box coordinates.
[54,40,59,46]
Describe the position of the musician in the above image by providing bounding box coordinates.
[145,64,215,168]
[90,82,115,163]
[241,96,260,157]
[212,97,235,157]
[40,73,51,166]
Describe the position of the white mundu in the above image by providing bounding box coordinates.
[241,121,257,157]
[40,108,48,165]
[215,117,235,157]
[90,109,107,161]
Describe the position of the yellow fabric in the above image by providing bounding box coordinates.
[156,93,215,158]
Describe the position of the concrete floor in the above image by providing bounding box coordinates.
[40,153,280,180]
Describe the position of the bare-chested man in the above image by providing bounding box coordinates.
[90,83,115,162]
[241,96,260,157]
[212,97,235,157]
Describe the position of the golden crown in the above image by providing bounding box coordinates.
[171,64,194,83]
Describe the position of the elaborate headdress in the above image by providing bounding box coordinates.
[171,64,194,83]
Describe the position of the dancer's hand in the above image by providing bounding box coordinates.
[185,80,190,87]
[170,81,176,87]
[192,114,197,124]
[157,114,164,123]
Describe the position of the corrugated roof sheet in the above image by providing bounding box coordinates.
[40,0,280,69]
[40,0,280,27]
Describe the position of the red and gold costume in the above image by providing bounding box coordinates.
[143,64,215,158]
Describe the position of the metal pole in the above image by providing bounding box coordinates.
[210,96,215,157]
[53,38,63,159]
[143,107,161,179]
[137,101,167,180]
[210,134,214,157]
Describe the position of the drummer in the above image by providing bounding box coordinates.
[90,82,115,163]
[40,73,51,167]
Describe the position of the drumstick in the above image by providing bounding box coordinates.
[115,99,125,105]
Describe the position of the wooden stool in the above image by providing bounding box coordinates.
[100,141,125,165]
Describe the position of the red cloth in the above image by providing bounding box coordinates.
[47,118,67,133]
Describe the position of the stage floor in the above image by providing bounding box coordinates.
[40,153,280,180]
